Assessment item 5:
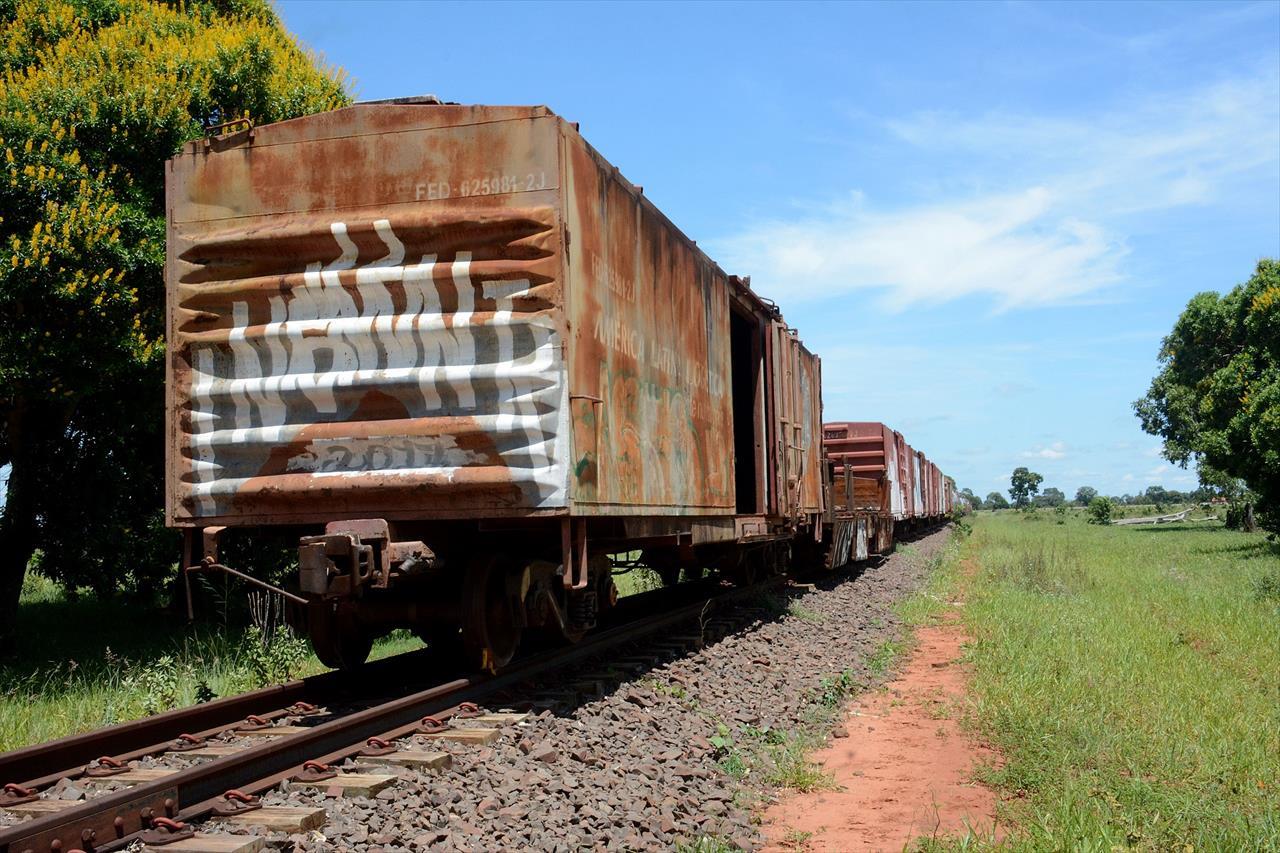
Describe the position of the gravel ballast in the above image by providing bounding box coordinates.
[241,526,955,852]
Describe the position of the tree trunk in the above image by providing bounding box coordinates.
[1244,502,1257,533]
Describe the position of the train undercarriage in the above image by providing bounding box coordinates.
[198,517,800,673]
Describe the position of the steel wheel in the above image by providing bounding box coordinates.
[308,602,372,670]
[461,553,522,673]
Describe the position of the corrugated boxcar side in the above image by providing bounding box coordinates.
[894,431,912,518]
[562,129,822,522]
[561,132,734,515]
[778,330,825,517]
[166,105,572,526]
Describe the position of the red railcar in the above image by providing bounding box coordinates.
[821,421,954,569]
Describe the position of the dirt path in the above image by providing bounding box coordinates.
[762,600,1000,851]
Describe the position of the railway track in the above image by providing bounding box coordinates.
[0,577,776,853]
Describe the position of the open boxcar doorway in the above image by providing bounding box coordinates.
[730,306,763,514]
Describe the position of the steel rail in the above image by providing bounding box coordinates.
[0,580,770,853]
[0,646,444,792]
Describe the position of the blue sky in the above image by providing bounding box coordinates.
[278,0,1279,500]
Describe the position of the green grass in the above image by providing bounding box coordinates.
[956,513,1280,850]
[0,572,422,751]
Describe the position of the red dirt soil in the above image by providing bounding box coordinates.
[763,618,1001,851]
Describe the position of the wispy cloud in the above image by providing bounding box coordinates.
[717,68,1279,310]
[1022,441,1068,460]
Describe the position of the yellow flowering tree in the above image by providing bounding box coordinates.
[1135,259,1280,533]
[0,0,348,649]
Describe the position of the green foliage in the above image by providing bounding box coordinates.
[241,623,307,688]
[1008,467,1043,508]
[675,836,737,853]
[786,601,823,623]
[985,491,1010,510]
[1074,485,1097,506]
[1087,496,1114,525]
[866,638,902,676]
[1135,259,1280,533]
[131,652,179,714]
[1034,486,1065,508]
[816,669,857,706]
[0,0,349,642]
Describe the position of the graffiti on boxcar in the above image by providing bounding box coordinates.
[182,217,569,517]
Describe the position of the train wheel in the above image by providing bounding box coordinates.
[308,602,372,670]
[461,553,522,673]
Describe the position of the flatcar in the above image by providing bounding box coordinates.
[165,100,827,671]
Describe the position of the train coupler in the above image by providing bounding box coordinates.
[298,519,435,597]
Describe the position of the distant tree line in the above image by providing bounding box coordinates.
[959,473,1224,512]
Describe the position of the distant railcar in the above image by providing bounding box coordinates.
[820,421,955,570]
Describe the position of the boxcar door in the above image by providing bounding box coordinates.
[766,320,800,519]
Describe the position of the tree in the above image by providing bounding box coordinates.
[1008,467,1044,508]
[1135,259,1279,533]
[1034,487,1066,508]
[1087,496,1114,525]
[0,0,349,652]
[1144,485,1169,507]
[1075,486,1097,506]
[959,488,981,510]
[985,492,1010,510]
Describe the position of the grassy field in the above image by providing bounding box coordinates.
[954,511,1279,850]
[0,573,423,751]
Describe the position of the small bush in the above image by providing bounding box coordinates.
[133,655,181,715]
[242,625,309,688]
[1088,496,1115,525]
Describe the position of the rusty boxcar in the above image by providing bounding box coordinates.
[166,101,824,669]
[820,421,954,569]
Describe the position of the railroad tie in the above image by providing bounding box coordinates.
[100,766,176,784]
[465,711,530,726]
[358,749,452,770]
[1,798,81,817]
[142,834,266,853]
[212,805,327,833]
[289,771,397,797]
[418,727,500,745]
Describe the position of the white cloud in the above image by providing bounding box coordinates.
[1022,441,1068,460]
[716,68,1279,311]
[720,187,1123,310]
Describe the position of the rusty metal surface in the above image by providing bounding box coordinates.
[168,102,823,530]
[168,106,565,525]
[561,133,734,514]
[823,422,903,519]
[825,422,954,521]
[793,340,825,516]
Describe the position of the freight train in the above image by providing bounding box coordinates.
[165,100,955,671]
